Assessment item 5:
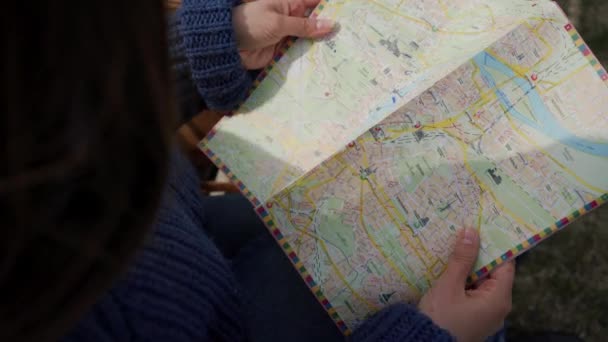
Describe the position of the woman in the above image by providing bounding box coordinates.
[1,0,514,341]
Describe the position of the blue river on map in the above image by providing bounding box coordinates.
[473,51,608,157]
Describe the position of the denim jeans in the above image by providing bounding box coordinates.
[202,194,342,341]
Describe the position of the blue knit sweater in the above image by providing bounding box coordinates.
[64,1,454,341]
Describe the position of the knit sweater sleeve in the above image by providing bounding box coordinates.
[350,304,454,342]
[173,0,251,111]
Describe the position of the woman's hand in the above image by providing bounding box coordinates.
[419,228,515,342]
[233,0,335,69]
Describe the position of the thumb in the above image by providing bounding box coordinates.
[443,228,480,288]
[279,16,335,39]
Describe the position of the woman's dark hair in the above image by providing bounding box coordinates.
[1,1,175,340]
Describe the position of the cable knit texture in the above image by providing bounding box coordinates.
[169,14,206,120]
[175,0,252,111]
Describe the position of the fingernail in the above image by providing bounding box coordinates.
[315,18,335,31]
[463,228,476,245]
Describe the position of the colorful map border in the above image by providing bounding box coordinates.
[198,1,330,204]
[565,23,608,83]
[467,22,608,281]
[469,194,608,282]
[200,132,356,335]
[200,133,262,207]
[255,204,353,336]
[198,12,608,336]
[198,2,353,334]
[199,0,329,198]
[201,130,354,334]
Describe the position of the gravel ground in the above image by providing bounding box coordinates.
[508,1,608,341]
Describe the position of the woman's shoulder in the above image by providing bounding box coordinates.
[64,225,242,341]
[63,150,246,341]
[63,216,245,341]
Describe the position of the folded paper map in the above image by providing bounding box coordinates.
[200,0,608,335]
